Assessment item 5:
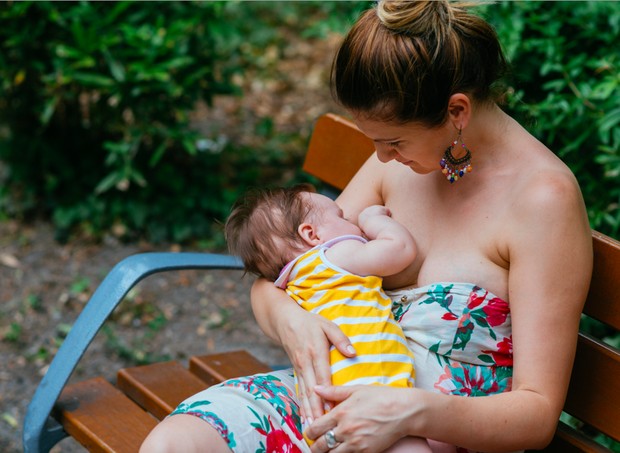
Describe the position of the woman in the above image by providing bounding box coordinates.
[141,1,592,452]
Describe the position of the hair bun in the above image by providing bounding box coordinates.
[376,0,453,36]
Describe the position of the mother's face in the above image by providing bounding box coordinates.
[352,113,452,175]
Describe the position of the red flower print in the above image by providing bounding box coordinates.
[266,429,303,453]
[442,312,458,321]
[482,337,513,366]
[467,291,486,309]
[482,297,509,327]
[283,414,303,440]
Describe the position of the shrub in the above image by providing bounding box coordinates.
[1,1,617,242]
[0,1,242,242]
[482,1,620,238]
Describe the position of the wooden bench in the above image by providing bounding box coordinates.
[23,113,620,452]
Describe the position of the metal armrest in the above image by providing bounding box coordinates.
[23,252,243,453]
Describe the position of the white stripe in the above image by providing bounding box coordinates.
[331,316,389,325]
[346,332,409,346]
[309,282,392,305]
[320,283,387,296]
[331,316,401,328]
[311,298,390,314]
[330,353,414,374]
[344,372,414,386]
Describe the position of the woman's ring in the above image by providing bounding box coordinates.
[325,429,339,449]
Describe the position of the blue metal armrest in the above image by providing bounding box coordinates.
[23,252,243,453]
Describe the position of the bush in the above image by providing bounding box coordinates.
[0,1,243,242]
[0,1,369,244]
[482,1,620,238]
[1,1,618,242]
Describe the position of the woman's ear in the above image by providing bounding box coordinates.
[447,93,472,130]
[298,223,321,247]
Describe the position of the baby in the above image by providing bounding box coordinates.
[225,184,431,452]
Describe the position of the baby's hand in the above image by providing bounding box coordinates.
[359,205,391,222]
[357,205,394,240]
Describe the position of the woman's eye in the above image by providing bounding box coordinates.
[388,141,400,148]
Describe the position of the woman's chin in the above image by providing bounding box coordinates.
[405,163,435,175]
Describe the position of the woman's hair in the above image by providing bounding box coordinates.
[332,0,508,126]
[225,184,316,281]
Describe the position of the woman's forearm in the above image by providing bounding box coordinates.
[250,278,297,343]
[405,388,557,451]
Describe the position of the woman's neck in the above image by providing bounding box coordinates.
[463,103,514,173]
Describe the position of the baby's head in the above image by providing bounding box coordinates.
[225,184,317,280]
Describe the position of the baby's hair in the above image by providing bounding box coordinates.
[332,0,508,126]
[225,183,317,281]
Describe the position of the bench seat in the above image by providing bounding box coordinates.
[54,351,270,453]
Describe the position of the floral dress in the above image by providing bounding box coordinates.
[170,282,513,453]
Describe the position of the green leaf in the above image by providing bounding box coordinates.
[72,72,116,88]
[55,44,83,59]
[104,49,126,83]
[478,354,495,364]
[149,141,168,167]
[95,172,121,195]
[599,107,620,134]
[40,97,57,125]
[129,168,147,188]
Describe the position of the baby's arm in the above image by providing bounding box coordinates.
[327,205,416,277]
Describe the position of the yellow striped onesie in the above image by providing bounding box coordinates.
[275,235,415,388]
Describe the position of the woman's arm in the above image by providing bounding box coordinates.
[306,171,593,452]
[336,152,386,221]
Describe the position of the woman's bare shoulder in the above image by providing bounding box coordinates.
[516,149,583,215]
[504,148,590,261]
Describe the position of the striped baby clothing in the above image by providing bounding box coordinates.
[275,235,415,387]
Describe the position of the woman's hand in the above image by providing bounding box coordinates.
[305,385,413,452]
[250,279,356,420]
[282,312,356,421]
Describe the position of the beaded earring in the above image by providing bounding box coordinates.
[440,128,473,183]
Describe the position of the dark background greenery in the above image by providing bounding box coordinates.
[0,1,617,244]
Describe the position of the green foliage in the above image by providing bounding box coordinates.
[0,1,240,242]
[0,1,618,243]
[481,1,620,238]
[0,1,369,243]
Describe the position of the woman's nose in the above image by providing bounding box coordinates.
[375,144,396,163]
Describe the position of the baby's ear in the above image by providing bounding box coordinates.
[298,223,320,247]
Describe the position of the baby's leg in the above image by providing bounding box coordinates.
[140,415,231,453]
[383,436,433,453]
[427,439,458,453]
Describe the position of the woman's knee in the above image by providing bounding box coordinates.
[140,414,231,453]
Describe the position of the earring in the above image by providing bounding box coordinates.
[440,128,473,183]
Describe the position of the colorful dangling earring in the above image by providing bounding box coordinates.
[439,128,473,183]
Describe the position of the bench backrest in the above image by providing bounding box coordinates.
[305,113,620,451]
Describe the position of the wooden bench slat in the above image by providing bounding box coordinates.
[189,350,272,385]
[563,333,620,442]
[543,421,613,453]
[55,377,157,453]
[117,361,210,420]
[303,113,374,191]
[584,232,620,330]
